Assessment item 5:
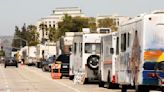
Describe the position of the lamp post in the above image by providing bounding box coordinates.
[13,36,29,62]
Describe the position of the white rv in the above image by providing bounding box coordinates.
[73,33,106,83]
[20,46,37,65]
[68,32,83,80]
[98,32,119,88]
[116,11,164,91]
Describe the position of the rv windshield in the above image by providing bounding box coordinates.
[85,43,100,54]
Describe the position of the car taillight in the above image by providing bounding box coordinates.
[161,81,164,84]
[112,75,116,83]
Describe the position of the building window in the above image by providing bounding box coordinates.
[49,21,51,24]
[53,24,55,27]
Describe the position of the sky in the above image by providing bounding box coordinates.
[0,0,164,36]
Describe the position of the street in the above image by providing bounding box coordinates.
[0,64,122,92]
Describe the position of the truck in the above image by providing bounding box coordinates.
[116,10,164,92]
[35,43,56,68]
[20,46,37,65]
[98,32,119,88]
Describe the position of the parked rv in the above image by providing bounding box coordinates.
[98,32,119,88]
[72,33,107,83]
[116,11,164,92]
[35,43,56,68]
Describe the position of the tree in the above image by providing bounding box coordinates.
[12,26,21,49]
[98,18,118,32]
[12,24,39,48]
[49,27,59,42]
[57,14,90,39]
[88,17,97,33]
[27,25,39,46]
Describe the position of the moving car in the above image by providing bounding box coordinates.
[4,57,18,68]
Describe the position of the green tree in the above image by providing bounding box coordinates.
[49,27,59,42]
[88,17,97,33]
[98,18,118,32]
[12,26,21,49]
[12,24,39,48]
[27,25,39,46]
[57,14,90,38]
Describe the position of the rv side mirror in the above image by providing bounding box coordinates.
[110,48,114,54]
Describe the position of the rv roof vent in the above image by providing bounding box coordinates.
[152,10,164,14]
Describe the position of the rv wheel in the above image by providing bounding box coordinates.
[87,55,100,70]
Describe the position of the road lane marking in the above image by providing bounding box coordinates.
[24,66,81,92]
[0,65,11,92]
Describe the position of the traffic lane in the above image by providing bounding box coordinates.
[24,65,121,92]
[0,64,76,92]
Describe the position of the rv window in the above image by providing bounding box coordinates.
[116,37,119,55]
[74,43,77,54]
[121,33,126,52]
[110,48,114,54]
[127,33,130,47]
[85,43,100,54]
[99,29,110,33]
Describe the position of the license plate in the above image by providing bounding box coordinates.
[63,66,68,68]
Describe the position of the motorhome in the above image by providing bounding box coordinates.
[73,32,107,83]
[98,32,119,88]
[68,32,83,80]
[35,43,56,68]
[116,11,164,91]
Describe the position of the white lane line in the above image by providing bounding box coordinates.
[24,66,81,92]
[0,65,11,92]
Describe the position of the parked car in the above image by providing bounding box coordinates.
[56,54,70,78]
[42,56,56,72]
[4,57,18,68]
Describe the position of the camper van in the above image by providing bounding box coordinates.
[73,33,106,83]
[116,11,164,91]
[98,32,119,88]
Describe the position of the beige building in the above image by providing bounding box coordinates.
[36,7,85,43]
[96,15,130,28]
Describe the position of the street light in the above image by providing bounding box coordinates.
[14,36,28,47]
[13,36,29,62]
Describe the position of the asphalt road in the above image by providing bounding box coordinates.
[0,64,124,92]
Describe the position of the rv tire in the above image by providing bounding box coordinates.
[135,85,149,92]
[121,85,127,92]
[69,75,74,80]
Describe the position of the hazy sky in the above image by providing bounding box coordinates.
[0,0,164,36]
